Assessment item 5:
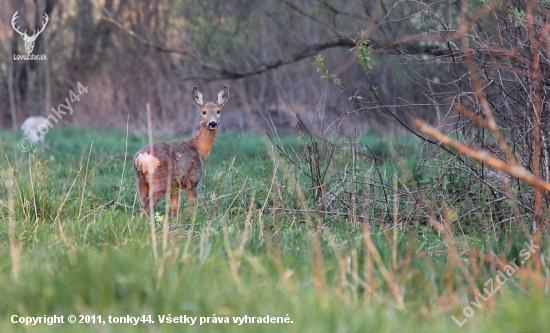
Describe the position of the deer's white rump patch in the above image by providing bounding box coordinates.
[135,152,160,175]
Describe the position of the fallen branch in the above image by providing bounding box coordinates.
[414,119,550,192]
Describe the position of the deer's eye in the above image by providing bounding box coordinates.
[217,110,221,114]
[202,111,207,115]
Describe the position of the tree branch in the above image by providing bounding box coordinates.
[102,13,447,81]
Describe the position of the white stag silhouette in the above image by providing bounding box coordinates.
[11,11,49,54]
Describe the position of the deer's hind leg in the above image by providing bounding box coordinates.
[136,174,150,211]
[137,174,167,215]
[170,189,181,219]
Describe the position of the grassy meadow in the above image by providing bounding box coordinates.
[0,126,548,332]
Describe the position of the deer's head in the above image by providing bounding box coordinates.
[192,86,229,130]
[11,11,49,54]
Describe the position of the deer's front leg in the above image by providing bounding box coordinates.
[187,187,198,207]
[186,166,201,208]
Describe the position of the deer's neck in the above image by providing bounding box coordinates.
[188,124,217,161]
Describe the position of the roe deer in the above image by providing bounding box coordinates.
[133,86,229,218]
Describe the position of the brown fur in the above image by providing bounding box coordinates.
[133,86,229,218]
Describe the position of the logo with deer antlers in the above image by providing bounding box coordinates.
[11,11,49,55]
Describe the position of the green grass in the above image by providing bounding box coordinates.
[0,126,548,332]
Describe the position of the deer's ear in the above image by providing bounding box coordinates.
[217,86,229,107]
[192,87,204,106]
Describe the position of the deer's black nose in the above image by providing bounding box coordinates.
[208,121,218,128]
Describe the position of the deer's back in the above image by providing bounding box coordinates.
[133,140,202,188]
